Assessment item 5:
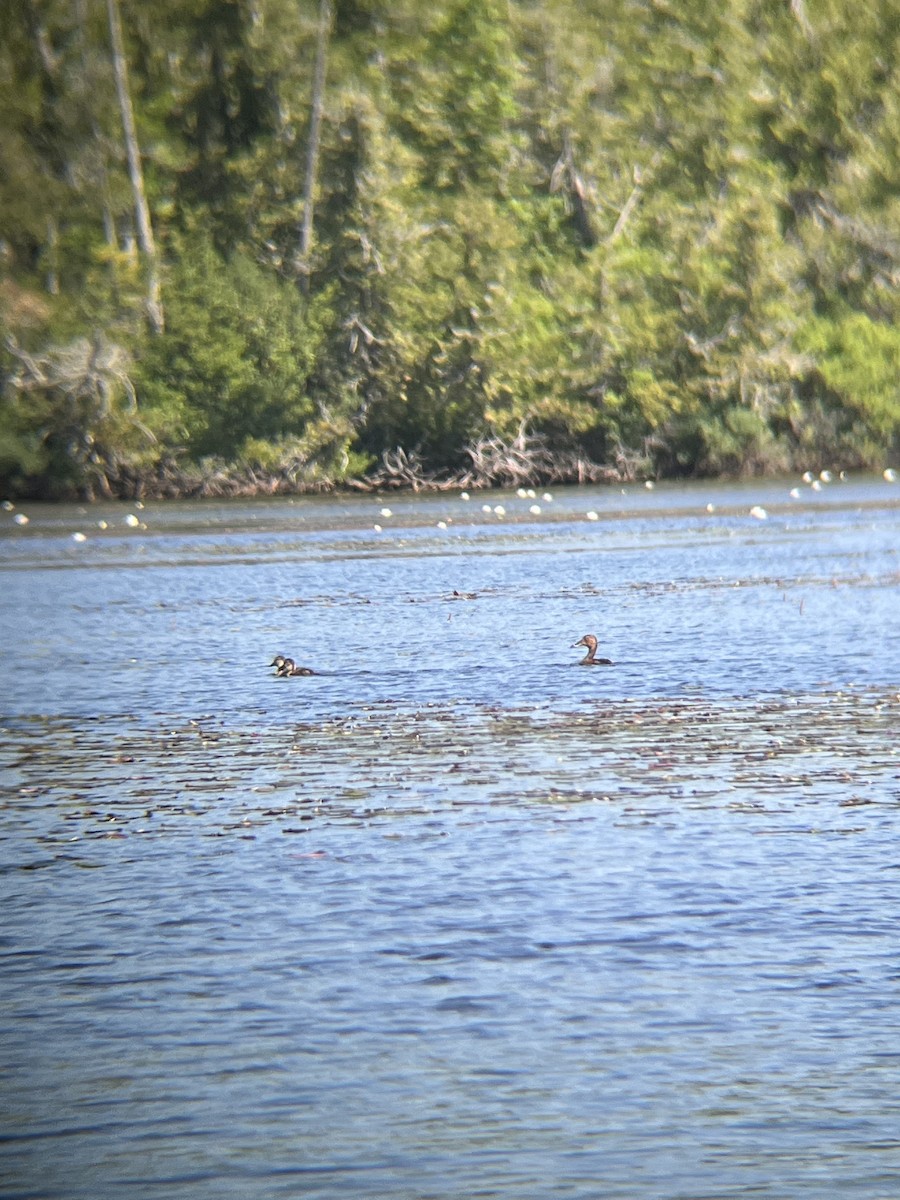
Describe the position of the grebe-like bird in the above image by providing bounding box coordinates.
[270,655,315,677]
[572,634,613,666]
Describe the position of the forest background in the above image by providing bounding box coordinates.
[1,0,899,500]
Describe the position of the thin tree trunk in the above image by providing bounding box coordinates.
[45,217,60,295]
[298,0,333,293]
[106,0,163,333]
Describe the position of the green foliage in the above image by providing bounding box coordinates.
[2,0,899,496]
[134,238,334,461]
[798,313,900,449]
[0,336,155,498]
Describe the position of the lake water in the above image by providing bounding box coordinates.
[1,475,899,1199]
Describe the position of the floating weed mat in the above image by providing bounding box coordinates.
[1,688,897,859]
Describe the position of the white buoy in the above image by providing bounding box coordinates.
[72,532,87,543]
[379,507,392,518]
[586,511,599,521]
[789,488,801,499]
[460,491,470,500]
[14,513,29,525]
[884,468,897,483]
[124,513,140,527]
[529,505,541,515]
[749,505,767,520]
[706,503,715,513]
[493,505,506,516]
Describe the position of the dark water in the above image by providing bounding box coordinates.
[2,476,899,1199]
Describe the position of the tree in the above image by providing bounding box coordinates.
[298,0,333,290]
[1,334,154,498]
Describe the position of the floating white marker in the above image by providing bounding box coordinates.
[802,471,814,483]
[884,468,897,482]
[460,491,470,500]
[1,500,14,511]
[706,503,715,513]
[379,507,392,517]
[516,487,528,498]
[790,488,801,499]
[810,479,822,491]
[542,492,553,502]
[97,520,108,529]
[124,513,140,527]
[586,511,599,521]
[749,505,768,520]
[644,480,654,490]
[819,470,832,482]
[373,523,383,532]
[493,505,506,516]
[436,521,447,529]
[481,504,492,513]
[529,505,541,515]
[72,532,87,542]
[14,513,29,525]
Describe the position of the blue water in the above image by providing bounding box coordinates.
[1,476,899,1198]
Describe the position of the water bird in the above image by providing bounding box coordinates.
[572,634,613,666]
[270,655,315,677]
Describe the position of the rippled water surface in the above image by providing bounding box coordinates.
[2,477,899,1199]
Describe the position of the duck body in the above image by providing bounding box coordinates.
[270,655,315,677]
[572,634,613,666]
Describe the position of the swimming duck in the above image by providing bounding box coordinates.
[572,634,613,666]
[273,655,315,677]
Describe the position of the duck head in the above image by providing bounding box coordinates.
[572,634,598,653]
